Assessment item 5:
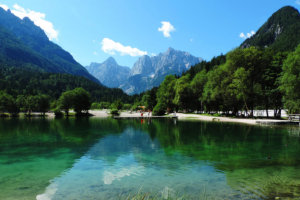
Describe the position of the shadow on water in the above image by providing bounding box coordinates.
[1,118,300,199]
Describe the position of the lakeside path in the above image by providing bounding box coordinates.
[87,110,295,126]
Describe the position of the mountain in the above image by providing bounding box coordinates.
[86,57,130,88]
[241,6,300,52]
[121,48,202,94]
[0,7,99,83]
[88,48,202,94]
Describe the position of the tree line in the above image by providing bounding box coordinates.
[0,87,93,117]
[0,65,134,103]
[1,45,299,118]
[0,87,135,117]
[136,45,300,117]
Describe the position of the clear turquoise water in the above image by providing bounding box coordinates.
[0,118,300,199]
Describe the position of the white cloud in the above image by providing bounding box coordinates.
[239,32,246,38]
[0,4,9,11]
[158,21,175,38]
[2,4,58,41]
[239,30,255,39]
[101,38,147,57]
[296,0,300,5]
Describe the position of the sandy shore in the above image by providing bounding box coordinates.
[174,113,258,124]
[38,110,292,126]
[176,113,296,125]
[88,110,291,126]
[89,110,142,118]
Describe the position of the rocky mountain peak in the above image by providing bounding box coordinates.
[87,48,202,94]
[166,47,175,54]
[104,57,117,65]
[86,57,130,88]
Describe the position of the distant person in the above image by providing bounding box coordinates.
[173,111,176,117]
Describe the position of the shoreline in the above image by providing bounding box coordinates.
[1,110,297,126]
[174,113,294,125]
[88,110,296,126]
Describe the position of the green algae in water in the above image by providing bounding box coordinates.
[0,118,300,199]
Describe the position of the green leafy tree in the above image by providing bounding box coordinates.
[91,102,101,110]
[225,47,266,116]
[26,95,39,115]
[99,102,111,109]
[16,95,27,113]
[261,51,287,117]
[122,104,132,110]
[111,99,123,110]
[58,90,75,116]
[280,45,300,113]
[36,94,50,115]
[190,70,208,112]
[153,75,176,115]
[0,91,19,114]
[173,74,193,112]
[72,88,91,114]
[141,87,157,110]
[202,66,226,113]
[230,67,251,113]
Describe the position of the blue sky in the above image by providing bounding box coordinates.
[0,0,299,67]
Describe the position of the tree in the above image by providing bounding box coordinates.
[91,102,101,110]
[190,70,207,112]
[173,74,193,112]
[153,75,176,115]
[36,94,50,115]
[141,87,157,110]
[225,47,266,116]
[72,88,91,114]
[122,104,132,110]
[261,51,287,117]
[16,95,27,113]
[230,67,251,113]
[26,95,39,115]
[99,102,111,109]
[280,45,300,114]
[201,66,226,113]
[58,90,74,116]
[111,99,123,110]
[0,91,19,115]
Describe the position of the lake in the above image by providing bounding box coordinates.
[0,118,300,200]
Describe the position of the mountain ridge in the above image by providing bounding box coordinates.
[241,6,300,52]
[0,7,99,83]
[87,48,202,94]
[86,57,130,88]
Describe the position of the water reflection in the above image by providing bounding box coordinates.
[0,118,126,200]
[0,118,300,199]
